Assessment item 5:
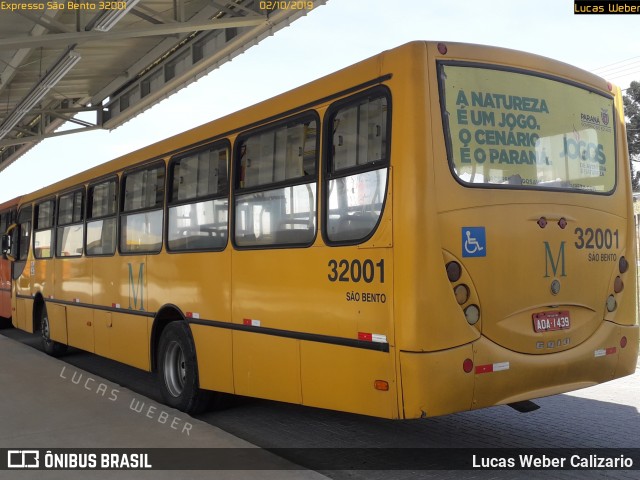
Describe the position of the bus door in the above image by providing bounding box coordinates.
[12,206,33,331]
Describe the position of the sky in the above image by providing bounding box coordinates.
[1,0,640,203]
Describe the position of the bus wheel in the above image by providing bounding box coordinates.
[40,305,67,357]
[158,321,211,414]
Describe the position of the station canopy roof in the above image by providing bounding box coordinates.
[0,0,327,173]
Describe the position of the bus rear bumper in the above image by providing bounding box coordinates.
[399,321,638,419]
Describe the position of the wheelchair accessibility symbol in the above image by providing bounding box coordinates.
[462,227,486,257]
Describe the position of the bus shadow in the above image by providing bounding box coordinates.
[200,387,640,449]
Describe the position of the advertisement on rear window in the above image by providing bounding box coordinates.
[440,64,616,193]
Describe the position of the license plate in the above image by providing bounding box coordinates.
[532,311,571,332]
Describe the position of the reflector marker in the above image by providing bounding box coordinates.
[243,318,261,327]
[185,312,200,319]
[358,332,387,343]
[475,361,510,374]
[111,303,120,308]
[594,347,617,357]
[73,298,80,303]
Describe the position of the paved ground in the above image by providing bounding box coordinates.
[0,332,329,480]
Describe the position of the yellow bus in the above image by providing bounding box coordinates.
[3,41,638,419]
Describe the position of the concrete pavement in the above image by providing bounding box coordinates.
[0,334,330,480]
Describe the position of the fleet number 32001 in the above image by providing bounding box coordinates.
[327,259,385,283]
[574,227,619,250]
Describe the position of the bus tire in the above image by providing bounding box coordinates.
[0,317,11,329]
[158,321,212,414]
[40,304,67,357]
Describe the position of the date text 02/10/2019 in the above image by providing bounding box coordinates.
[260,1,314,10]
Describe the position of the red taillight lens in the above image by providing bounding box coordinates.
[620,336,627,348]
[463,358,473,373]
[614,276,624,293]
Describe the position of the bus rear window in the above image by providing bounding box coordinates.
[439,63,616,193]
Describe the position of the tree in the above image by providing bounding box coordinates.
[623,81,640,191]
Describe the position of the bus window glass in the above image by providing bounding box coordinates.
[121,165,165,254]
[168,144,229,251]
[17,206,31,261]
[89,179,117,218]
[58,190,83,225]
[123,166,164,211]
[0,212,7,234]
[87,178,117,256]
[439,63,616,193]
[36,200,54,229]
[326,91,390,243]
[238,120,316,189]
[333,96,388,171]
[236,184,316,246]
[120,211,163,253]
[235,115,318,247]
[57,225,84,257]
[326,169,387,242]
[34,200,54,259]
[56,190,84,257]
[86,218,116,256]
[168,199,228,250]
[171,146,228,201]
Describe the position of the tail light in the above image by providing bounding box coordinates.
[619,256,629,274]
[606,295,617,312]
[614,276,624,293]
[446,261,462,282]
[464,305,480,325]
[462,358,474,373]
[444,254,481,327]
[454,284,470,305]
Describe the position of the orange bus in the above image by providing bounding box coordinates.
[0,196,19,328]
[3,41,638,418]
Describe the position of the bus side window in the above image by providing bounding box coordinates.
[34,199,55,259]
[56,189,84,257]
[17,206,32,261]
[325,90,390,244]
[234,113,319,248]
[167,142,229,251]
[120,165,164,254]
[86,178,118,256]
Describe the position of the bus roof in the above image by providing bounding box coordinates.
[15,40,616,205]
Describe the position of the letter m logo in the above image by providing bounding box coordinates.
[128,263,145,311]
[544,241,566,278]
